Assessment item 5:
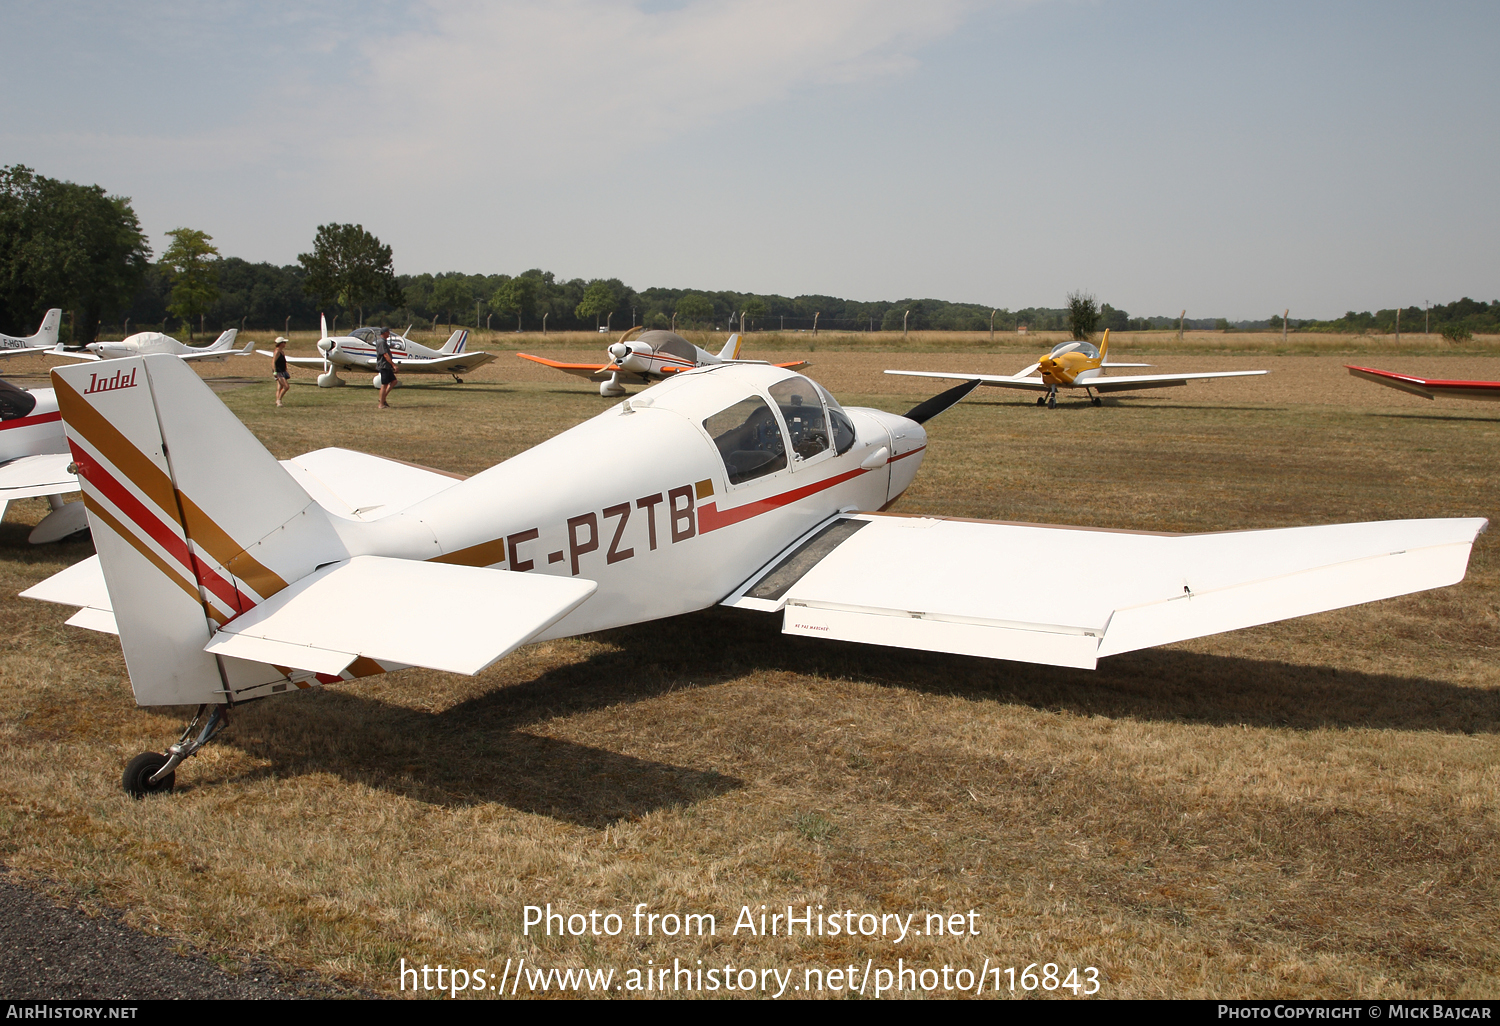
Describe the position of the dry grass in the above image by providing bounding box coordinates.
[0,346,1497,998]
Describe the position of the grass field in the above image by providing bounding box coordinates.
[0,336,1496,999]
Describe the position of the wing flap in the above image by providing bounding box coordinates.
[202,555,597,676]
[725,514,1487,669]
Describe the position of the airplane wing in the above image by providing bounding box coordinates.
[280,447,464,519]
[392,351,497,374]
[179,336,255,362]
[256,350,329,368]
[884,369,1266,392]
[774,360,811,371]
[19,554,116,634]
[201,556,596,676]
[45,347,101,362]
[516,352,645,384]
[0,453,78,501]
[0,344,59,361]
[723,513,1487,670]
[1345,365,1500,401]
[885,369,1050,391]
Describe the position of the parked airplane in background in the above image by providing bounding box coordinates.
[518,328,809,396]
[22,354,1486,795]
[51,328,253,363]
[0,309,62,359]
[263,317,495,387]
[0,378,83,543]
[886,330,1267,408]
[1346,365,1500,402]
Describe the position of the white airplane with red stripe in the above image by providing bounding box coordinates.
[20,355,1487,796]
[0,309,62,358]
[0,377,86,543]
[261,316,495,387]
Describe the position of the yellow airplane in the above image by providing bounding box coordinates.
[887,330,1267,408]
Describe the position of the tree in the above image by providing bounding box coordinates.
[741,296,768,328]
[1067,290,1098,340]
[161,228,220,340]
[675,293,714,326]
[298,223,401,325]
[429,274,474,329]
[576,279,617,330]
[491,276,537,331]
[0,164,150,343]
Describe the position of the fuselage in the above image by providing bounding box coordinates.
[1037,341,1104,388]
[338,364,927,639]
[0,386,66,462]
[323,336,495,374]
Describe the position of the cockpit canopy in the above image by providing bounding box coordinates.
[0,379,37,421]
[1048,340,1098,360]
[701,373,856,485]
[632,330,697,360]
[348,327,392,343]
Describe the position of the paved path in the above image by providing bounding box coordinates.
[0,872,356,1000]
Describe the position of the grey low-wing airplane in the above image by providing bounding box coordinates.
[263,316,496,387]
[0,309,62,359]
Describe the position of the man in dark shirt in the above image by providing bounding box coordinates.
[373,328,399,409]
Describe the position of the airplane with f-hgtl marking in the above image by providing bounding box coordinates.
[886,329,1268,408]
[21,353,1486,795]
[0,309,62,359]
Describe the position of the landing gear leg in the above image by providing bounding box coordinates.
[123,703,230,798]
[452,375,464,384]
[1086,388,1102,407]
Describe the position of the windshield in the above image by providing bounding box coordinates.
[1049,341,1098,359]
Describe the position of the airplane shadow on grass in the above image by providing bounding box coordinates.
[221,603,1497,825]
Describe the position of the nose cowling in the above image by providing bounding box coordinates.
[317,337,336,354]
[612,341,654,374]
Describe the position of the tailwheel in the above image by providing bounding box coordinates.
[121,704,230,798]
[123,752,174,798]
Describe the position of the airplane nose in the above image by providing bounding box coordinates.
[608,343,629,361]
[317,338,334,354]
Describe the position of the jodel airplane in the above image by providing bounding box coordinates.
[51,328,253,363]
[1346,365,1500,402]
[887,330,1267,408]
[518,328,809,396]
[0,378,86,543]
[261,316,495,387]
[0,309,62,359]
[20,354,1486,795]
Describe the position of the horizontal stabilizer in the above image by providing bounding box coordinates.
[203,555,597,676]
[280,447,463,519]
[21,554,117,633]
[725,514,1487,669]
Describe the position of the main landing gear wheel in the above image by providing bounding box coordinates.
[1035,396,1047,406]
[452,376,464,383]
[1091,396,1102,406]
[123,752,175,798]
[1047,394,1057,409]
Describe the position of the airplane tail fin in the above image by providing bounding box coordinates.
[440,329,469,354]
[50,355,347,706]
[717,333,743,360]
[1098,328,1110,362]
[28,308,61,347]
[206,328,238,352]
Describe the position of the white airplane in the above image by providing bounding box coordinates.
[263,316,496,387]
[886,329,1267,408]
[0,377,87,543]
[0,309,63,359]
[21,354,1487,796]
[518,328,809,396]
[51,327,253,363]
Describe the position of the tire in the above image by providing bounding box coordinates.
[123,752,174,798]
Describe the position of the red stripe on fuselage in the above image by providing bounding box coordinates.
[0,411,61,431]
[698,466,869,533]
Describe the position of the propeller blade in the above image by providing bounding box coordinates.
[1012,362,1040,378]
[904,379,981,424]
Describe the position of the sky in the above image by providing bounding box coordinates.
[4,0,1497,319]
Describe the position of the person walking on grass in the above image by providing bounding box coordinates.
[373,327,399,409]
[273,337,291,407]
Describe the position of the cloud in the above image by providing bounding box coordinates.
[276,0,976,183]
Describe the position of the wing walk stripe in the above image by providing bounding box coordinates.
[52,375,177,514]
[698,466,870,533]
[79,493,209,614]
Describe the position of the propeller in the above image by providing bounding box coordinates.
[903,379,981,424]
[1012,362,1040,378]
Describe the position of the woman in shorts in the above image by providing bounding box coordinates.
[273,337,291,407]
